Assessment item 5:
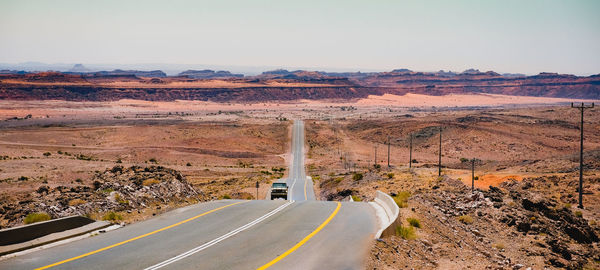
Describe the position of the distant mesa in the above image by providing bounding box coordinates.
[461,68,481,74]
[261,69,293,76]
[0,70,28,75]
[91,69,167,78]
[530,72,577,79]
[435,70,458,77]
[178,70,244,79]
[391,68,412,73]
[501,73,526,78]
[256,70,352,84]
[68,64,91,73]
[460,69,500,76]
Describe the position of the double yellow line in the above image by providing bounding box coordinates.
[36,200,342,270]
[36,201,247,270]
[256,201,341,270]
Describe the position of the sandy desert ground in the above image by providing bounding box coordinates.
[0,93,599,269]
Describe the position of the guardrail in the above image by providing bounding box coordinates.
[0,216,95,246]
[372,191,401,238]
[0,216,111,256]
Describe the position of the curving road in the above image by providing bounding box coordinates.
[0,120,377,270]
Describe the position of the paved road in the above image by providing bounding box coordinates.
[286,120,315,201]
[0,120,376,270]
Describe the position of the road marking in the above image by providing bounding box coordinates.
[144,201,294,270]
[256,201,341,270]
[304,175,308,200]
[35,201,247,270]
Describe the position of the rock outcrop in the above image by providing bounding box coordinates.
[0,166,200,228]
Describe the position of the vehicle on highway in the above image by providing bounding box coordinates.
[270,182,288,200]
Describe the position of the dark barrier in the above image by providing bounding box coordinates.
[0,216,95,246]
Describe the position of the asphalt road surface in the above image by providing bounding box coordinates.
[0,120,377,270]
[286,120,315,201]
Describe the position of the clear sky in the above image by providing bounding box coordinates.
[0,0,599,75]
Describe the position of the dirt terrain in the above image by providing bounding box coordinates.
[1,97,599,269]
[0,109,289,228]
[304,106,600,269]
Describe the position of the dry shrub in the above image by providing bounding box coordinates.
[68,198,87,206]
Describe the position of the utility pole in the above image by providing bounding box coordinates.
[387,136,391,168]
[374,144,378,166]
[471,159,475,192]
[409,133,413,169]
[438,126,442,176]
[571,102,595,208]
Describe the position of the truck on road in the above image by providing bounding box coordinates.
[270,182,288,200]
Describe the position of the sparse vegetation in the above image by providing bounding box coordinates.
[492,243,505,250]
[148,158,158,163]
[575,211,583,217]
[458,215,474,224]
[114,193,129,205]
[407,217,421,228]
[334,177,344,183]
[102,211,123,222]
[386,173,395,179]
[352,172,363,181]
[392,191,410,208]
[395,225,416,240]
[43,152,52,157]
[351,195,362,201]
[271,167,285,172]
[68,198,87,206]
[24,212,51,224]
[222,194,232,199]
[142,178,160,186]
[76,154,93,161]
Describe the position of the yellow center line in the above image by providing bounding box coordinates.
[256,201,341,270]
[36,200,248,270]
[303,175,307,200]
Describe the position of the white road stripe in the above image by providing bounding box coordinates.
[143,201,293,270]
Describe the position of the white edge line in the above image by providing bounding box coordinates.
[143,201,293,270]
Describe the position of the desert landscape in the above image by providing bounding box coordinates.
[0,88,599,268]
[2,1,599,269]
[302,104,600,269]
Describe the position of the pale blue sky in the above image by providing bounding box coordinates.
[0,0,599,75]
